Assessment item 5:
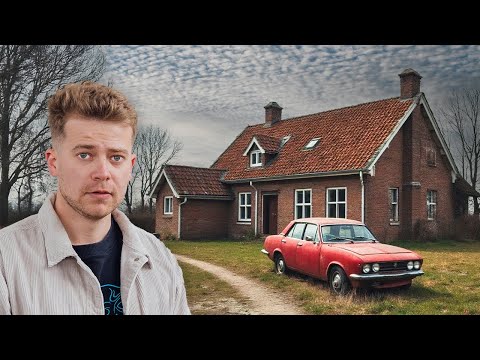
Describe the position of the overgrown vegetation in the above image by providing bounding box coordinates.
[166,239,480,314]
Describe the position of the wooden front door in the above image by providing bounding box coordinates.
[263,194,278,234]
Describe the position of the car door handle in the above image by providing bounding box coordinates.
[297,242,303,246]
[281,239,287,243]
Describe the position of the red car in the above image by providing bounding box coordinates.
[261,217,424,294]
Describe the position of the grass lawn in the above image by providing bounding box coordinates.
[166,239,480,315]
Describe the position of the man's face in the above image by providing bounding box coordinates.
[46,115,136,220]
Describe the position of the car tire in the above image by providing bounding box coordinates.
[329,266,351,295]
[274,253,287,275]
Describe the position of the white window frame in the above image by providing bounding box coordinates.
[295,189,312,219]
[304,137,320,150]
[326,187,347,218]
[164,196,173,215]
[427,190,437,220]
[250,150,262,167]
[389,188,399,222]
[238,192,252,222]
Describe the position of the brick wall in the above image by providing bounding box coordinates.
[366,104,455,241]
[154,182,178,238]
[229,176,361,238]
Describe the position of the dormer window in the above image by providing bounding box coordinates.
[304,137,320,150]
[250,150,262,167]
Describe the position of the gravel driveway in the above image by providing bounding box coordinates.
[175,254,304,315]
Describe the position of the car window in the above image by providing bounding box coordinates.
[303,223,318,241]
[287,223,307,239]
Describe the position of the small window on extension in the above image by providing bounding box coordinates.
[304,137,320,150]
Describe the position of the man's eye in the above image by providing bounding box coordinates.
[112,155,123,162]
[78,153,90,159]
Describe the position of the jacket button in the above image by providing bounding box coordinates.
[134,257,140,261]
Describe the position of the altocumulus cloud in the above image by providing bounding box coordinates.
[103,45,480,167]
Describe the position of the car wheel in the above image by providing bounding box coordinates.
[274,254,287,275]
[329,266,351,295]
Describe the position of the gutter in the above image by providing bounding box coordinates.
[178,197,188,239]
[359,170,365,223]
[249,181,258,236]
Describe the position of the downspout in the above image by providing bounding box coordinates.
[249,181,258,236]
[359,171,364,223]
[178,197,188,239]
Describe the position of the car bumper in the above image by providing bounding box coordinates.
[261,249,269,255]
[349,269,424,281]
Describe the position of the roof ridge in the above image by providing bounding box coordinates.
[248,96,403,127]
[166,164,224,171]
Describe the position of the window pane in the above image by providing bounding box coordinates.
[246,207,251,220]
[304,224,318,241]
[240,194,245,205]
[328,189,336,202]
[296,205,303,218]
[305,190,311,203]
[246,193,251,204]
[240,207,245,219]
[297,191,303,204]
[338,204,346,218]
[338,189,345,202]
[304,206,311,218]
[328,204,336,217]
[292,223,306,239]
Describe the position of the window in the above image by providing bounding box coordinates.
[326,188,346,218]
[427,190,437,220]
[280,135,291,147]
[389,188,399,222]
[238,192,252,221]
[164,196,173,215]
[250,150,262,167]
[287,222,306,239]
[304,137,320,150]
[295,189,312,219]
[426,148,436,166]
[303,223,318,242]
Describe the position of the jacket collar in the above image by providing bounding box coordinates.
[39,193,151,267]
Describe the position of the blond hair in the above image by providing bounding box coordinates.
[47,81,137,143]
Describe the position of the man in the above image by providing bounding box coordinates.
[0,81,190,315]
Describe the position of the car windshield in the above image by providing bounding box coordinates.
[321,224,377,242]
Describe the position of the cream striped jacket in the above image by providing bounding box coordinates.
[0,193,190,315]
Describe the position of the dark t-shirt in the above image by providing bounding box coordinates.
[73,218,123,315]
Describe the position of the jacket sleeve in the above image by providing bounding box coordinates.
[0,249,12,315]
[173,260,191,315]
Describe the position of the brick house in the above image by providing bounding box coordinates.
[149,69,479,241]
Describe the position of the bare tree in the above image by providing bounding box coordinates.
[440,88,480,213]
[0,45,105,226]
[124,140,141,214]
[135,125,182,213]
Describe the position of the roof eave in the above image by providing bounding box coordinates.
[222,169,366,183]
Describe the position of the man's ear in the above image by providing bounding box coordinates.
[45,148,58,177]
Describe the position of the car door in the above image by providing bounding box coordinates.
[281,222,306,270]
[295,223,321,277]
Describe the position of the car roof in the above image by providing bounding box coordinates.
[295,217,364,226]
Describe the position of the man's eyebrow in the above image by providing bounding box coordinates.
[72,144,129,154]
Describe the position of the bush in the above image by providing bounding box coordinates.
[413,219,439,242]
[128,210,155,233]
[453,215,480,241]
[241,228,263,241]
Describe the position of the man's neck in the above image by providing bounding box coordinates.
[53,193,112,246]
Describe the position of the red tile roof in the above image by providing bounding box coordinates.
[253,134,281,153]
[212,97,415,181]
[164,165,232,197]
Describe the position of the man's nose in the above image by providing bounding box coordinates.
[91,158,111,181]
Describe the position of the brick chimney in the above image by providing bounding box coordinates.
[264,102,282,126]
[399,68,422,99]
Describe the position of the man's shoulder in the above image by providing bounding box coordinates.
[0,214,40,242]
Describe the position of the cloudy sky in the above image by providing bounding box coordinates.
[103,45,480,168]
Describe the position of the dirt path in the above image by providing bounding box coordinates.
[175,254,304,315]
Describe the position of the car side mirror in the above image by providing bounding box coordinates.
[305,235,313,241]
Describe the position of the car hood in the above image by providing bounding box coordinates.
[330,243,412,255]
